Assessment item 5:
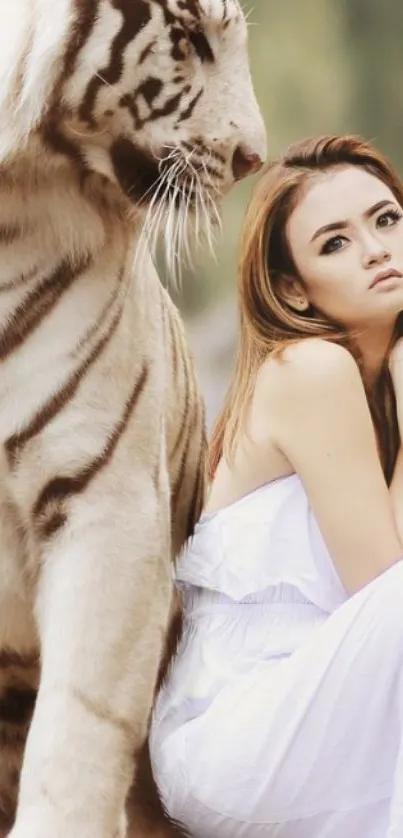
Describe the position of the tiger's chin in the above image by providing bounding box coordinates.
[110,137,221,214]
[111,137,222,278]
[110,138,167,206]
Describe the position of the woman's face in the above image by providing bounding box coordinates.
[286,165,403,328]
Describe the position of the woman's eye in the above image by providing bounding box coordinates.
[320,235,346,255]
[377,209,403,228]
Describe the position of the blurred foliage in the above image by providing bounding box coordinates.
[164,0,403,318]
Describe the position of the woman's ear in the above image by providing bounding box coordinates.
[277,275,310,313]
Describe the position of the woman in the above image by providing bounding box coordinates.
[150,134,403,837]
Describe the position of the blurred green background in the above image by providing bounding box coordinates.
[170,0,403,429]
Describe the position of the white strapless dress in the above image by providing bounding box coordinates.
[150,474,403,837]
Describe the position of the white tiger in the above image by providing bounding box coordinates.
[0,1,266,837]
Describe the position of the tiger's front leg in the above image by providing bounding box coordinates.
[9,480,172,838]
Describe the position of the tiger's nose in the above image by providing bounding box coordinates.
[232,144,263,181]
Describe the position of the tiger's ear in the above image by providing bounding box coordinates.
[276,274,310,313]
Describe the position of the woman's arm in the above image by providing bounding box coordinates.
[256,339,403,595]
[389,339,403,544]
[390,449,403,544]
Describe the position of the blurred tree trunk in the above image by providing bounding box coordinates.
[342,0,403,170]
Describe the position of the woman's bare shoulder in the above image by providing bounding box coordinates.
[256,338,362,405]
[263,338,358,377]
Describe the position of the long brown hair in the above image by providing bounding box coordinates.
[209,134,403,484]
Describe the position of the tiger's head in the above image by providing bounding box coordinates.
[4,0,266,255]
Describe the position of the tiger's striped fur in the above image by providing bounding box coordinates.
[0,1,266,836]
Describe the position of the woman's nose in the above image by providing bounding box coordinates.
[362,235,391,268]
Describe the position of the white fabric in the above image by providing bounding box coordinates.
[150,474,403,837]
